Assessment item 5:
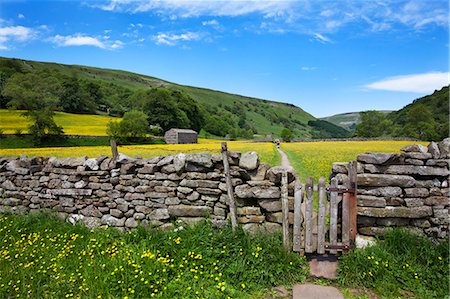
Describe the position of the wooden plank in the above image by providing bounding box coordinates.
[317,177,326,254]
[221,142,237,231]
[293,178,303,253]
[348,161,358,247]
[329,177,338,255]
[110,139,118,161]
[304,177,314,253]
[281,170,290,252]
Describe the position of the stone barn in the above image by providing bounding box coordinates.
[164,128,198,144]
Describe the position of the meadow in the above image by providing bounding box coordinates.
[0,213,308,299]
[0,109,116,136]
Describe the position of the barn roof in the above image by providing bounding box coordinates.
[167,128,197,134]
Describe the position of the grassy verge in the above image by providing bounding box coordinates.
[338,229,449,298]
[0,213,308,299]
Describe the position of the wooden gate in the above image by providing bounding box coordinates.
[281,161,357,255]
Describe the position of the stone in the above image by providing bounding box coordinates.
[168,205,212,217]
[74,180,87,189]
[214,206,226,217]
[125,218,138,228]
[357,174,415,187]
[357,206,432,218]
[67,214,84,225]
[404,198,424,207]
[355,235,376,249]
[177,186,193,194]
[173,153,186,172]
[332,162,348,174]
[187,191,200,201]
[1,180,16,190]
[377,218,410,226]
[81,217,101,229]
[250,163,270,181]
[138,164,158,174]
[358,186,402,198]
[267,166,296,184]
[357,153,398,164]
[120,163,135,175]
[186,153,213,168]
[424,196,448,206]
[117,153,136,164]
[48,189,92,196]
[252,186,281,199]
[426,159,449,167]
[237,206,262,216]
[438,138,450,158]
[238,215,265,224]
[177,217,205,227]
[405,158,424,166]
[433,208,448,218]
[292,284,343,299]
[357,216,376,226]
[197,188,221,195]
[239,151,259,171]
[384,165,448,176]
[411,219,431,228]
[262,222,282,234]
[165,197,181,205]
[133,213,145,220]
[161,165,176,174]
[404,188,429,198]
[110,209,123,218]
[258,198,294,212]
[135,205,152,214]
[427,142,441,159]
[235,184,253,198]
[357,195,386,207]
[266,212,294,224]
[156,155,174,167]
[404,152,433,160]
[84,158,99,170]
[54,157,86,168]
[179,179,219,189]
[80,205,102,217]
[242,223,262,234]
[100,158,112,170]
[401,144,428,153]
[359,227,385,236]
[247,180,274,187]
[414,180,435,188]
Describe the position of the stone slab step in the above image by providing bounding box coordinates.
[293,283,344,299]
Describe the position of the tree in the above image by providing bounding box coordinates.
[281,128,293,142]
[356,111,392,137]
[2,69,64,142]
[203,115,232,137]
[59,77,96,113]
[107,110,149,142]
[401,104,439,141]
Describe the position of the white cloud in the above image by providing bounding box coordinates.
[313,33,332,44]
[202,19,219,26]
[364,72,450,93]
[50,34,123,50]
[301,66,317,71]
[0,25,36,50]
[18,14,25,19]
[153,31,201,46]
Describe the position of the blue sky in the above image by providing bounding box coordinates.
[0,0,448,117]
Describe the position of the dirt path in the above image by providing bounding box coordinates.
[276,148,293,170]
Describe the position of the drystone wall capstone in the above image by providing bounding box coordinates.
[0,151,296,234]
[330,138,450,239]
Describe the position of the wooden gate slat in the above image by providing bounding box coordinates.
[348,161,358,246]
[304,177,314,253]
[281,170,290,252]
[329,177,338,255]
[293,178,303,253]
[317,177,326,254]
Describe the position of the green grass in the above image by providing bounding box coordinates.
[0,213,308,299]
[0,109,117,136]
[338,229,449,298]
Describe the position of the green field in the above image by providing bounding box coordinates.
[0,109,117,136]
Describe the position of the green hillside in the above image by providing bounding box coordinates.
[0,56,341,139]
[321,111,393,131]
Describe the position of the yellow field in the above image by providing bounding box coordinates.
[0,109,117,136]
[0,141,281,166]
[281,140,428,181]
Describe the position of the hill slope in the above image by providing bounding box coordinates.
[0,56,347,139]
[321,110,393,131]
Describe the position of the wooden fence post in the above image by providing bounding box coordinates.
[221,142,238,231]
[281,170,290,252]
[292,178,303,253]
[329,177,338,255]
[348,161,357,247]
[110,139,118,160]
[304,176,313,253]
[317,177,326,254]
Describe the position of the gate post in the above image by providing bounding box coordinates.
[347,161,357,247]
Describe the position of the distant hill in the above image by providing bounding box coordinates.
[0,56,347,139]
[321,111,393,131]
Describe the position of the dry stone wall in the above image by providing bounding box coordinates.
[331,139,450,239]
[0,151,295,233]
